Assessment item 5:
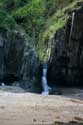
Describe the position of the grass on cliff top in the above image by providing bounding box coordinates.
[41,0,83,43]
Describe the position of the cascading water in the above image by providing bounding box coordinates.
[41,64,49,95]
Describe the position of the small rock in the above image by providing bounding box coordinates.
[33,119,36,122]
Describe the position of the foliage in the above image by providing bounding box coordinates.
[12,0,46,39]
[0,0,82,61]
[2,0,30,11]
[0,10,16,29]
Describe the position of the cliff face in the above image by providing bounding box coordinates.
[0,29,25,80]
[0,28,39,91]
[47,7,83,86]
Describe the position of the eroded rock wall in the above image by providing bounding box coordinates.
[0,28,39,91]
[47,7,83,86]
[0,29,25,81]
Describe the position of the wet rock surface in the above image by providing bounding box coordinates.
[0,86,25,93]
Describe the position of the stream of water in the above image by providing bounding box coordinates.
[41,64,49,95]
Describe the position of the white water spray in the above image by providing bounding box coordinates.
[41,64,49,95]
[1,82,5,86]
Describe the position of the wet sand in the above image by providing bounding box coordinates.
[0,87,83,125]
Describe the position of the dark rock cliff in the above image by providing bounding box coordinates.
[0,29,25,82]
[47,7,83,86]
[0,28,39,91]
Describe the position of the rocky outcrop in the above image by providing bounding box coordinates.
[0,28,39,91]
[0,29,25,82]
[20,41,39,91]
[47,6,83,86]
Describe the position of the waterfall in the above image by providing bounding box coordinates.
[41,64,49,95]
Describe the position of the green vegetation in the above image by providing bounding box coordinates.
[0,0,82,61]
[0,10,16,30]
